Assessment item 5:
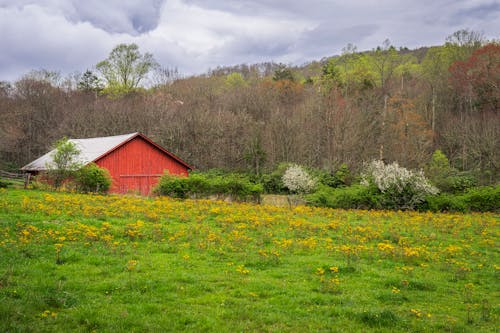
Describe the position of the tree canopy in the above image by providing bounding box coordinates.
[96,43,158,94]
[1,31,498,184]
[45,138,82,188]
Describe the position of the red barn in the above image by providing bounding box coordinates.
[22,132,192,195]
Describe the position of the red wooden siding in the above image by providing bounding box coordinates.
[95,136,189,195]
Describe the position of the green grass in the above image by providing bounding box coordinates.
[0,188,498,332]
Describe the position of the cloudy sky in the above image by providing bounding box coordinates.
[0,0,499,82]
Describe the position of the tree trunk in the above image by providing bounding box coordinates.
[379,94,388,161]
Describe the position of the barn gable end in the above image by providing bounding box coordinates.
[21,132,192,195]
[96,136,189,195]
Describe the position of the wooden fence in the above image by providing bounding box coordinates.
[0,170,31,188]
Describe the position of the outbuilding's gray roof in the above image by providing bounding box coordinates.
[21,133,138,171]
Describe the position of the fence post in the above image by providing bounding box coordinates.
[24,173,31,189]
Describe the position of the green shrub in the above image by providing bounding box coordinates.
[155,172,189,198]
[422,193,468,212]
[221,174,263,200]
[429,171,478,193]
[462,186,499,212]
[425,150,478,193]
[155,171,263,201]
[308,184,499,212]
[444,172,478,193]
[75,164,112,193]
[0,179,12,188]
[421,186,499,212]
[260,163,290,194]
[313,164,353,188]
[306,184,381,210]
[185,173,211,197]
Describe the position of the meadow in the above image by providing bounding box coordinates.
[0,188,498,332]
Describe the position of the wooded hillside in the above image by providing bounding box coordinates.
[0,30,498,184]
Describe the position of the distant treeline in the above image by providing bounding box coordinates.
[0,29,498,184]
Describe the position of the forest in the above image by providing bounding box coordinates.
[0,29,498,185]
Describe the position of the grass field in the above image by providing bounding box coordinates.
[0,188,498,332]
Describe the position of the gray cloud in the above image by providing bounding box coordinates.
[296,24,379,59]
[454,2,500,19]
[69,0,164,34]
[0,0,499,82]
[1,0,165,34]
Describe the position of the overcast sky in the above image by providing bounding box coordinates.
[0,0,499,82]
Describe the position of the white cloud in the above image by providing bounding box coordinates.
[147,0,313,68]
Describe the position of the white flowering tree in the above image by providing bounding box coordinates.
[361,160,438,210]
[282,164,316,194]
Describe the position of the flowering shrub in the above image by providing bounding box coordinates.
[361,160,438,210]
[282,165,316,194]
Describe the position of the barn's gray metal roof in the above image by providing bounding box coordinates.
[21,133,138,171]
